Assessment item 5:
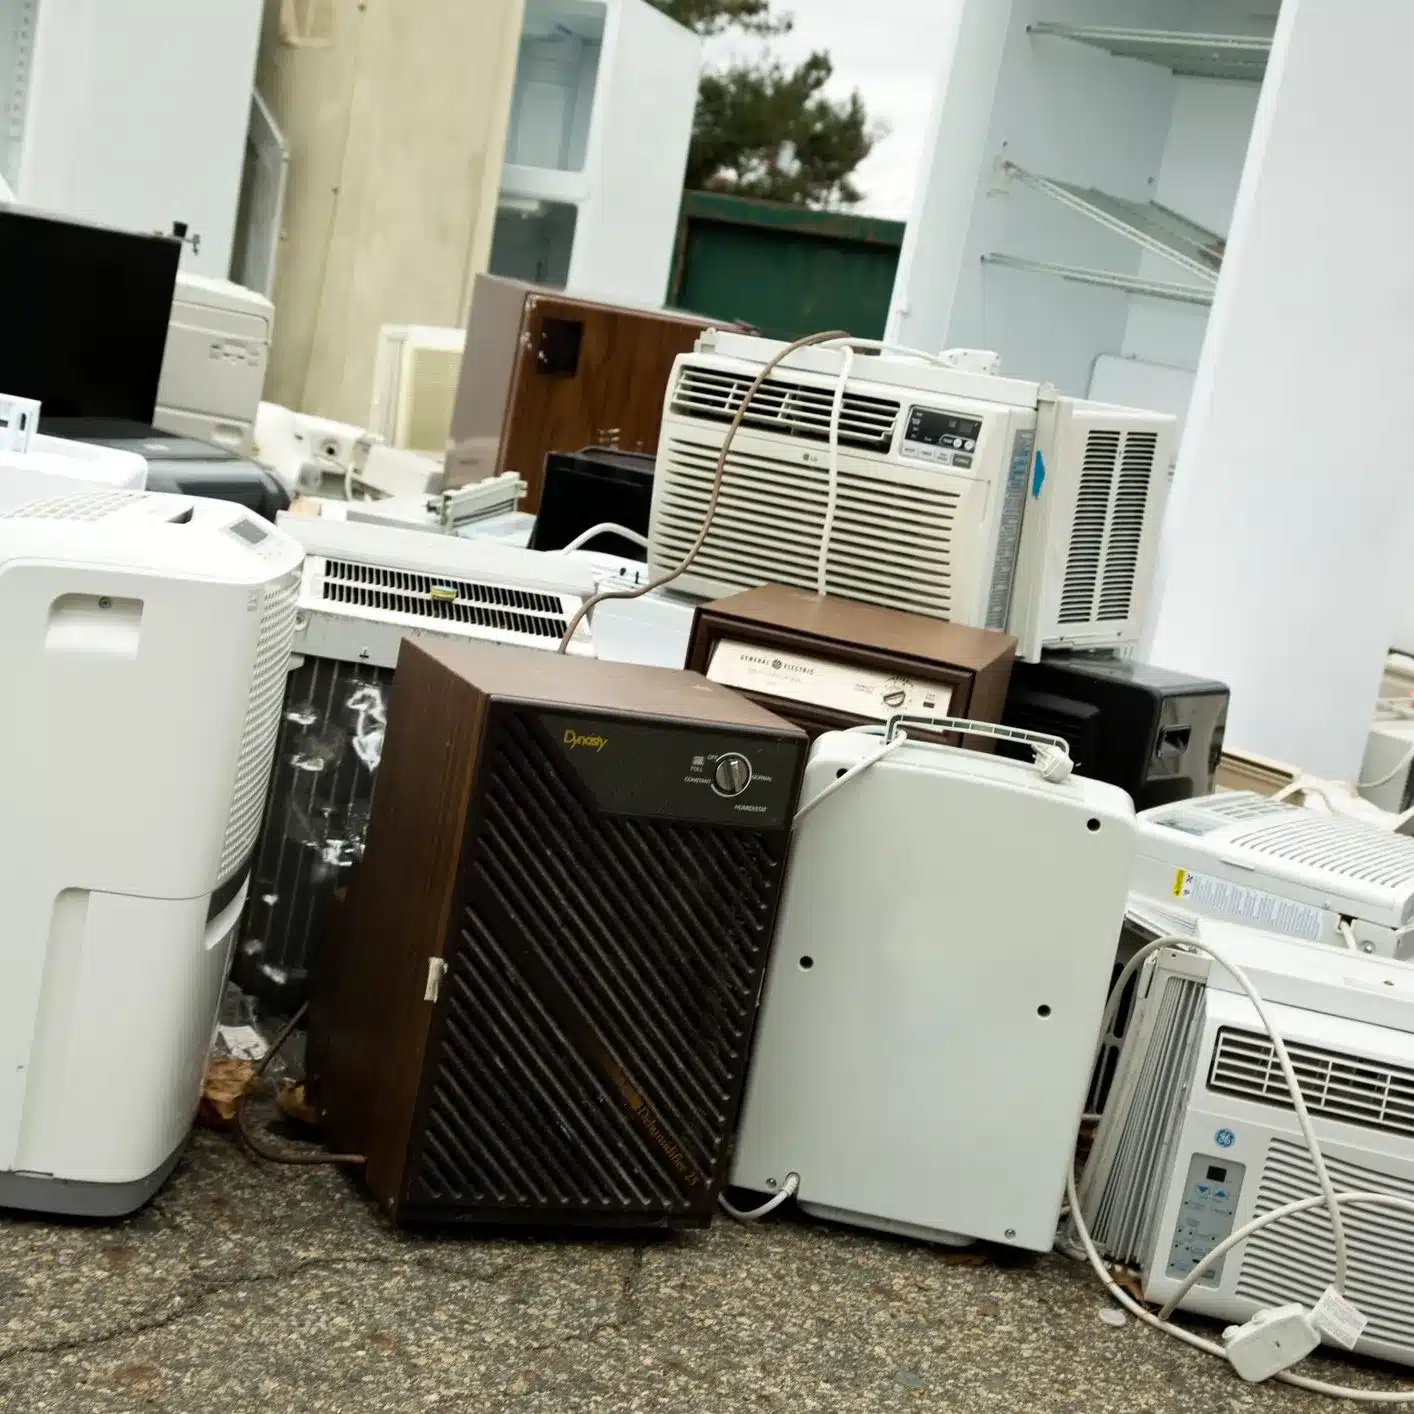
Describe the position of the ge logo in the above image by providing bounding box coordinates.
[1215,1128,1236,1149]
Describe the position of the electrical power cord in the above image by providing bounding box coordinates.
[1066,934,1414,1401]
[793,730,909,824]
[554,329,853,653]
[1359,743,1414,791]
[234,1001,366,1166]
[719,1173,801,1222]
[557,522,651,555]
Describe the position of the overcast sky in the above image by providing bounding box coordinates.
[703,0,954,220]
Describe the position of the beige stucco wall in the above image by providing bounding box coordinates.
[257,0,525,423]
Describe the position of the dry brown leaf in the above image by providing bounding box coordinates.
[199,1056,254,1128]
[942,1250,990,1268]
[276,1080,319,1128]
[1109,1266,1148,1305]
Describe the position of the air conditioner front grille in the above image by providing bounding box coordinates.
[653,438,957,618]
[1228,814,1414,891]
[2,490,142,521]
[1236,1138,1414,1355]
[1058,429,1158,626]
[320,559,569,640]
[218,570,301,884]
[409,708,787,1216]
[671,363,901,452]
[1209,1028,1414,1139]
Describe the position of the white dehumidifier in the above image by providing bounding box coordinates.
[730,718,1135,1249]
[0,472,303,1215]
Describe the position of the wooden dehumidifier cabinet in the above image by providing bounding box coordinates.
[309,639,807,1227]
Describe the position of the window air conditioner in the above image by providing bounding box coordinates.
[1078,924,1414,1369]
[1131,792,1414,960]
[368,324,466,456]
[237,515,597,1008]
[647,331,1175,661]
[0,474,303,1214]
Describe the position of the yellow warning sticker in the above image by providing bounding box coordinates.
[1172,868,1187,898]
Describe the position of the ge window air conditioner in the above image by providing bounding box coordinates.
[1078,924,1414,1369]
[647,331,1174,661]
[1132,792,1414,960]
[0,473,303,1214]
[238,515,597,1009]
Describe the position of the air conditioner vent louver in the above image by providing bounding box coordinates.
[671,364,901,452]
[1168,793,1293,826]
[1058,429,1157,625]
[1229,814,1414,889]
[1209,1028,1414,1139]
[1236,1138,1414,1355]
[2,490,142,521]
[654,439,957,618]
[320,559,569,640]
[218,569,301,883]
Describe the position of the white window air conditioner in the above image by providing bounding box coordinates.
[1078,924,1414,1370]
[0,474,303,1215]
[647,331,1175,661]
[368,324,466,456]
[237,515,597,1008]
[1131,792,1414,960]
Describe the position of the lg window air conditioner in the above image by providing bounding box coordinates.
[237,515,597,1009]
[0,474,302,1215]
[368,324,466,456]
[1131,792,1414,960]
[1078,925,1414,1369]
[647,331,1174,661]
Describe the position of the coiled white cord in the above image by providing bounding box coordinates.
[1067,935,1414,1400]
[719,1173,801,1222]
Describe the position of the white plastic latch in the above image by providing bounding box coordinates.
[1311,1286,1369,1350]
[424,957,448,1002]
[1222,1305,1321,1382]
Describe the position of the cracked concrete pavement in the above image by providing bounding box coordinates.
[0,1129,1401,1412]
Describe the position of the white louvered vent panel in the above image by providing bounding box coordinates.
[671,364,901,451]
[1236,1139,1414,1355]
[1057,431,1118,624]
[654,439,956,617]
[1229,815,1414,890]
[1183,793,1293,825]
[1208,1028,1414,1139]
[2,490,142,521]
[217,571,301,884]
[319,559,571,640]
[1098,433,1158,621]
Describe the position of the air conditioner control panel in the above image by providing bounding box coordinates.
[901,406,983,470]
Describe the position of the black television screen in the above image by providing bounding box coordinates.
[0,208,180,424]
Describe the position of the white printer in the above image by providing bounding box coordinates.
[155,273,273,455]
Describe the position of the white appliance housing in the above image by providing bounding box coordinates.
[155,273,273,455]
[731,721,1135,1249]
[1079,925,1414,1369]
[368,325,466,456]
[0,473,302,1214]
[2,433,147,489]
[648,331,1174,661]
[1132,792,1414,959]
[277,514,598,661]
[1360,707,1414,814]
[5,0,262,277]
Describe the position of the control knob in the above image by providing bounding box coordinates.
[712,753,752,798]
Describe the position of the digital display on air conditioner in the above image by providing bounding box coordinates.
[904,407,983,450]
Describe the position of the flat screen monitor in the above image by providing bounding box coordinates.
[0,208,180,424]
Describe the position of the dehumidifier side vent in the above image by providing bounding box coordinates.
[1236,1138,1414,1356]
[671,364,901,452]
[1208,1028,1414,1140]
[1153,793,1292,831]
[1057,429,1158,625]
[217,570,301,884]
[1086,973,1206,1265]
[1229,814,1414,890]
[320,559,570,640]
[3,490,142,521]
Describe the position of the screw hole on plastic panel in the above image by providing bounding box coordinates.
[836,768,849,779]
[799,956,815,971]
[1037,1004,1052,1018]
[1087,818,1101,832]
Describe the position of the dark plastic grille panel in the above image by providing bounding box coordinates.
[410,709,787,1217]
